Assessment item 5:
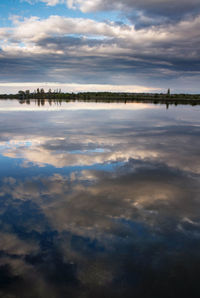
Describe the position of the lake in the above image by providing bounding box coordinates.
[0,99,200,297]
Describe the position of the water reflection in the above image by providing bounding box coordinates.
[0,100,200,297]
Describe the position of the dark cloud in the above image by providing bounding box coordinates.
[68,0,200,27]
[0,14,200,90]
[0,48,199,89]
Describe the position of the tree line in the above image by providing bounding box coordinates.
[0,89,200,105]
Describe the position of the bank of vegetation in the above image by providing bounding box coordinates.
[0,89,200,106]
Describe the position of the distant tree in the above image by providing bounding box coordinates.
[25,90,30,99]
[18,90,25,100]
[40,88,45,99]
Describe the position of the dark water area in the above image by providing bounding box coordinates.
[0,100,200,297]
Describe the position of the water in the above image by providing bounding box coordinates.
[0,99,200,297]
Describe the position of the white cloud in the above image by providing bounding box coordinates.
[1,14,200,89]
[42,0,61,5]
[23,0,62,5]
[2,14,200,58]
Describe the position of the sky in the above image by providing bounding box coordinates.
[0,0,200,93]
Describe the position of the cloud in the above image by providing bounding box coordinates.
[43,0,61,5]
[66,0,200,27]
[25,0,200,21]
[25,0,200,28]
[0,14,200,90]
[23,0,62,5]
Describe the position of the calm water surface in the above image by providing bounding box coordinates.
[0,100,200,297]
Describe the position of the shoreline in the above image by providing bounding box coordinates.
[1,96,200,106]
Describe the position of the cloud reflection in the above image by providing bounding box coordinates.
[0,102,199,296]
[0,102,199,174]
[0,159,200,297]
